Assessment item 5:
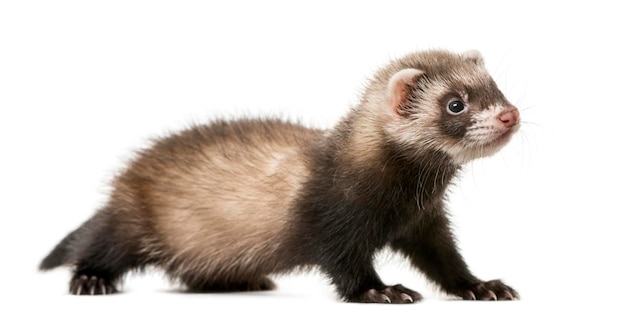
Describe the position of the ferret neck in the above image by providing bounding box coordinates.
[326,108,461,189]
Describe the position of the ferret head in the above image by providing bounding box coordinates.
[374,50,520,165]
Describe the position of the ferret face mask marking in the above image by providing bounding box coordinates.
[385,52,520,164]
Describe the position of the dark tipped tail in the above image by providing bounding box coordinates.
[39,228,79,271]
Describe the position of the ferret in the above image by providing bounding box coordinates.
[40,49,520,303]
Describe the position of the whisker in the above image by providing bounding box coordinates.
[520,121,542,129]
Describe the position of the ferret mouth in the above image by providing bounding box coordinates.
[483,124,519,149]
[447,124,520,164]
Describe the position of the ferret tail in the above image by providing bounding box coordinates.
[39,213,100,271]
[39,227,81,271]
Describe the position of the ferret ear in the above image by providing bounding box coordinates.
[387,68,425,117]
[462,50,485,66]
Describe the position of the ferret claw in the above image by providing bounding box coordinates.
[69,274,117,295]
[352,284,422,304]
[460,280,518,301]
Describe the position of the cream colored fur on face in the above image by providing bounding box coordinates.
[355,50,519,165]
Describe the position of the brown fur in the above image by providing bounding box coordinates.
[109,119,320,288]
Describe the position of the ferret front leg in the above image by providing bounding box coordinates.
[391,209,519,301]
[321,253,423,303]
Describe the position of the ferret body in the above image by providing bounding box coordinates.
[41,49,520,303]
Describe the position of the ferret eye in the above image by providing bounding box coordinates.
[447,100,465,115]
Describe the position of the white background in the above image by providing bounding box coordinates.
[1,0,625,319]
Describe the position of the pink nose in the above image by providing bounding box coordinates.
[497,108,520,128]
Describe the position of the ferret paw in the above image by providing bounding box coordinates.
[460,280,519,301]
[70,274,117,295]
[350,284,423,304]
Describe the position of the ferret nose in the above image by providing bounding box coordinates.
[497,108,520,128]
